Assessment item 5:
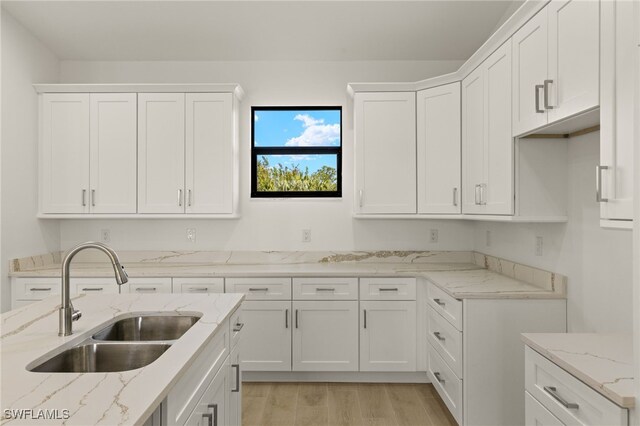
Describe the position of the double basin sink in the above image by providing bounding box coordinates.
[29,314,201,373]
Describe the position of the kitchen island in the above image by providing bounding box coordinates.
[0,293,244,425]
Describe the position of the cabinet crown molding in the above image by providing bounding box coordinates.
[33,83,245,100]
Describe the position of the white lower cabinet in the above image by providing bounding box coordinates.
[227,344,242,426]
[238,300,292,371]
[292,301,359,371]
[525,391,563,426]
[184,363,228,426]
[123,277,173,294]
[428,344,463,424]
[174,278,224,295]
[360,300,417,372]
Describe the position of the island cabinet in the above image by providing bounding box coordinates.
[426,282,567,426]
[512,0,600,136]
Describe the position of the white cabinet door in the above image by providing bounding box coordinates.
[547,0,600,123]
[184,363,228,426]
[600,0,635,221]
[354,92,417,214]
[512,9,549,136]
[89,93,137,213]
[138,93,185,213]
[239,301,291,371]
[417,83,461,214]
[525,392,564,426]
[292,301,358,372]
[484,40,514,215]
[41,94,90,213]
[360,301,416,372]
[462,66,486,214]
[124,277,172,294]
[186,93,234,214]
[228,344,241,426]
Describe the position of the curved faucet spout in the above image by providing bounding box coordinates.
[59,242,128,336]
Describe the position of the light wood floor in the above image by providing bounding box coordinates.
[242,382,457,426]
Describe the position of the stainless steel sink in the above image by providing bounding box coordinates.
[29,343,171,373]
[92,315,200,341]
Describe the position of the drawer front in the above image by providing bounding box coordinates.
[427,306,463,378]
[293,277,358,300]
[72,278,120,295]
[428,344,463,424]
[526,391,564,426]
[14,278,60,300]
[174,277,224,294]
[525,346,628,426]
[360,277,416,300]
[229,307,243,349]
[125,278,172,294]
[427,281,462,331]
[226,277,292,300]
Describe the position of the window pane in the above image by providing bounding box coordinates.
[256,154,338,192]
[254,109,341,147]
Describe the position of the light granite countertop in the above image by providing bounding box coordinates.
[0,293,244,425]
[522,333,635,408]
[8,251,567,300]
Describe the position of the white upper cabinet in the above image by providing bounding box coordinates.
[185,93,235,214]
[462,41,514,215]
[138,93,186,214]
[512,0,600,136]
[599,0,635,222]
[90,93,137,213]
[354,92,417,214]
[41,93,137,214]
[417,83,461,214]
[40,94,90,214]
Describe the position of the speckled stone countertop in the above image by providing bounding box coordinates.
[522,333,634,408]
[0,293,244,425]
[8,251,566,299]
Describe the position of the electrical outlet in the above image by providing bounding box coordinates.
[101,229,111,243]
[429,229,438,243]
[187,228,196,243]
[486,230,492,247]
[302,229,311,243]
[535,236,543,256]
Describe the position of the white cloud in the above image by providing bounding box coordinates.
[285,114,340,147]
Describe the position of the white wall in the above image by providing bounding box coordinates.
[58,60,477,251]
[1,11,61,312]
[474,131,633,333]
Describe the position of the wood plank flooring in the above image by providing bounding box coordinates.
[242,382,457,426]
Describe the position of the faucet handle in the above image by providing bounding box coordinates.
[72,309,82,322]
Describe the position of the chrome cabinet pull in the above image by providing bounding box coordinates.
[543,80,554,110]
[233,322,244,332]
[30,287,52,292]
[479,184,487,205]
[379,288,398,292]
[316,287,336,292]
[359,190,363,208]
[295,309,299,328]
[434,372,445,384]
[596,165,609,202]
[188,287,209,293]
[543,386,579,409]
[535,84,545,113]
[82,287,103,292]
[91,189,96,207]
[453,188,458,206]
[178,189,183,207]
[248,287,269,292]
[363,309,367,329]
[474,184,480,205]
[433,331,445,341]
[285,309,289,328]
[135,287,157,292]
[232,364,240,392]
[433,298,445,307]
[207,404,218,426]
[202,413,212,426]
[187,189,192,207]
[82,189,87,206]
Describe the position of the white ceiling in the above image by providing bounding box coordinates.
[2,1,522,61]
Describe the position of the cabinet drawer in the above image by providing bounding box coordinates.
[427,306,463,378]
[72,278,121,295]
[226,277,292,300]
[427,281,462,331]
[13,278,60,300]
[526,391,564,426]
[428,344,462,424]
[174,277,224,294]
[124,278,172,294]
[360,277,416,300]
[293,277,358,300]
[229,307,243,349]
[166,319,229,425]
[525,346,628,426]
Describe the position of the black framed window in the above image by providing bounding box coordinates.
[251,106,342,198]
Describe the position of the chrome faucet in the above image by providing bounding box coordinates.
[59,242,128,336]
